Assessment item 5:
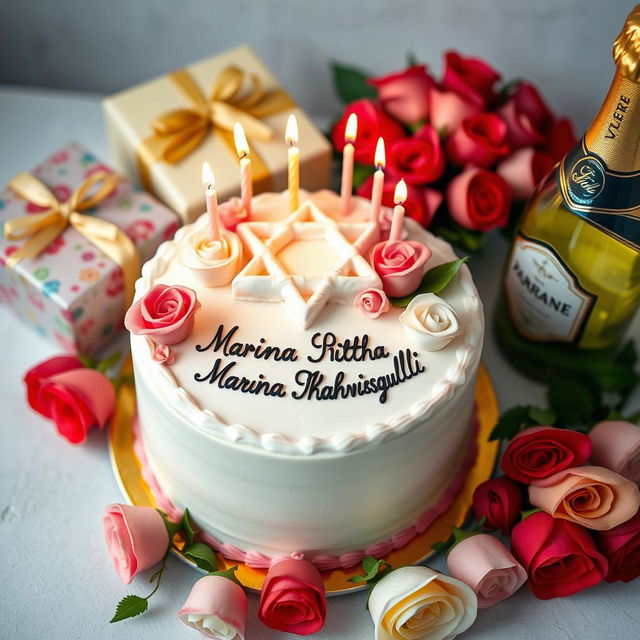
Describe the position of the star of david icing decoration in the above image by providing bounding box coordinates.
[232,200,382,329]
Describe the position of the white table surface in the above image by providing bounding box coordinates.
[0,85,638,640]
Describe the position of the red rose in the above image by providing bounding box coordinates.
[446,113,510,168]
[258,558,326,635]
[543,117,578,163]
[446,167,511,231]
[357,174,442,228]
[511,511,608,599]
[497,82,554,149]
[497,148,555,201]
[387,125,445,185]
[442,51,501,107]
[501,426,592,484]
[368,64,434,125]
[596,511,640,583]
[472,476,523,534]
[24,355,115,444]
[331,99,406,165]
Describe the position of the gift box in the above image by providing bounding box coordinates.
[0,142,180,356]
[103,44,332,224]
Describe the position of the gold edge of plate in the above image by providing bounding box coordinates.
[108,361,499,595]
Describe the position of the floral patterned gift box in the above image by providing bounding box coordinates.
[0,142,179,356]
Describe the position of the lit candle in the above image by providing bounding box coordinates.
[371,137,386,225]
[389,178,407,243]
[340,113,358,215]
[202,161,221,241]
[234,122,252,217]
[286,114,300,212]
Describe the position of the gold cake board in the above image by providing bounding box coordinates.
[108,360,499,595]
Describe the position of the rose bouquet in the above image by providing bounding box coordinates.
[330,52,577,251]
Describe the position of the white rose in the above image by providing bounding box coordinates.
[399,293,460,351]
[186,613,241,640]
[369,566,477,640]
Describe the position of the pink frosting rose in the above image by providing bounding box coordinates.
[447,534,527,609]
[125,284,200,345]
[152,343,175,365]
[103,503,169,584]
[178,575,248,640]
[497,147,555,200]
[590,420,640,485]
[429,87,481,134]
[370,239,432,298]
[354,288,390,319]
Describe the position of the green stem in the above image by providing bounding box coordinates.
[146,553,168,600]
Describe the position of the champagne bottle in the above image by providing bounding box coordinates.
[497,5,640,377]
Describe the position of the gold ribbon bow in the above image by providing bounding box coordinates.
[137,65,296,193]
[4,171,140,307]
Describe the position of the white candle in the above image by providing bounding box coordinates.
[371,137,386,225]
[341,113,358,215]
[202,161,221,241]
[285,114,300,212]
[389,178,407,243]
[234,122,252,217]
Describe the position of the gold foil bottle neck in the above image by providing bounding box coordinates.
[613,4,640,81]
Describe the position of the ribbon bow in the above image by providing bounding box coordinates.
[4,171,140,307]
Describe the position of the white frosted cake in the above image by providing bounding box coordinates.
[127,189,483,570]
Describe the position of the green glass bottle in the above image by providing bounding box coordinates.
[496,5,640,378]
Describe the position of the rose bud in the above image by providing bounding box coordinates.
[442,51,502,107]
[496,82,554,149]
[258,558,326,635]
[369,565,477,640]
[331,99,405,165]
[446,113,510,168]
[354,288,389,319]
[368,64,434,125]
[511,511,608,599]
[387,125,445,185]
[125,283,200,345]
[447,534,527,608]
[429,87,480,135]
[446,167,511,232]
[589,420,640,485]
[529,466,640,531]
[178,575,248,640]
[103,503,170,584]
[500,426,592,484]
[472,476,523,534]
[542,117,577,163]
[596,511,640,583]
[496,148,555,200]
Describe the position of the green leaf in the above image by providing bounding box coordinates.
[626,410,640,424]
[347,556,391,584]
[181,508,195,546]
[209,565,240,585]
[520,508,542,520]
[616,340,637,369]
[330,61,377,104]
[430,540,450,552]
[547,378,597,427]
[406,51,418,66]
[352,163,375,189]
[457,227,487,253]
[96,350,122,373]
[184,542,217,573]
[78,353,96,369]
[528,406,556,426]
[390,258,468,307]
[110,595,148,623]
[489,405,537,441]
[588,362,639,397]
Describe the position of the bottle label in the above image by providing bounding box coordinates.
[557,139,640,251]
[504,233,596,343]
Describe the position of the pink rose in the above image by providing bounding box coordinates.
[447,534,527,609]
[590,420,640,485]
[429,87,481,134]
[368,64,434,125]
[447,167,511,231]
[125,284,200,345]
[178,575,248,640]
[103,503,169,584]
[370,239,432,298]
[354,288,390,319]
[442,51,501,107]
[387,125,445,185]
[219,197,248,232]
[446,113,510,168]
[152,343,175,365]
[496,148,555,200]
[258,559,326,635]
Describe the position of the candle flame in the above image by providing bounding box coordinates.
[374,137,386,170]
[285,114,299,146]
[394,178,407,205]
[233,122,250,158]
[201,161,215,189]
[345,113,358,143]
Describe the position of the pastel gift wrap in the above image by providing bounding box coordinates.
[103,44,332,224]
[0,142,179,356]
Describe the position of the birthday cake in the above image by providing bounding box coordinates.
[127,187,484,570]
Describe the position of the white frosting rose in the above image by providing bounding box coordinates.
[399,293,460,351]
[186,613,241,640]
[369,566,477,640]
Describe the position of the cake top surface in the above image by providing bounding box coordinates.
[131,190,483,456]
